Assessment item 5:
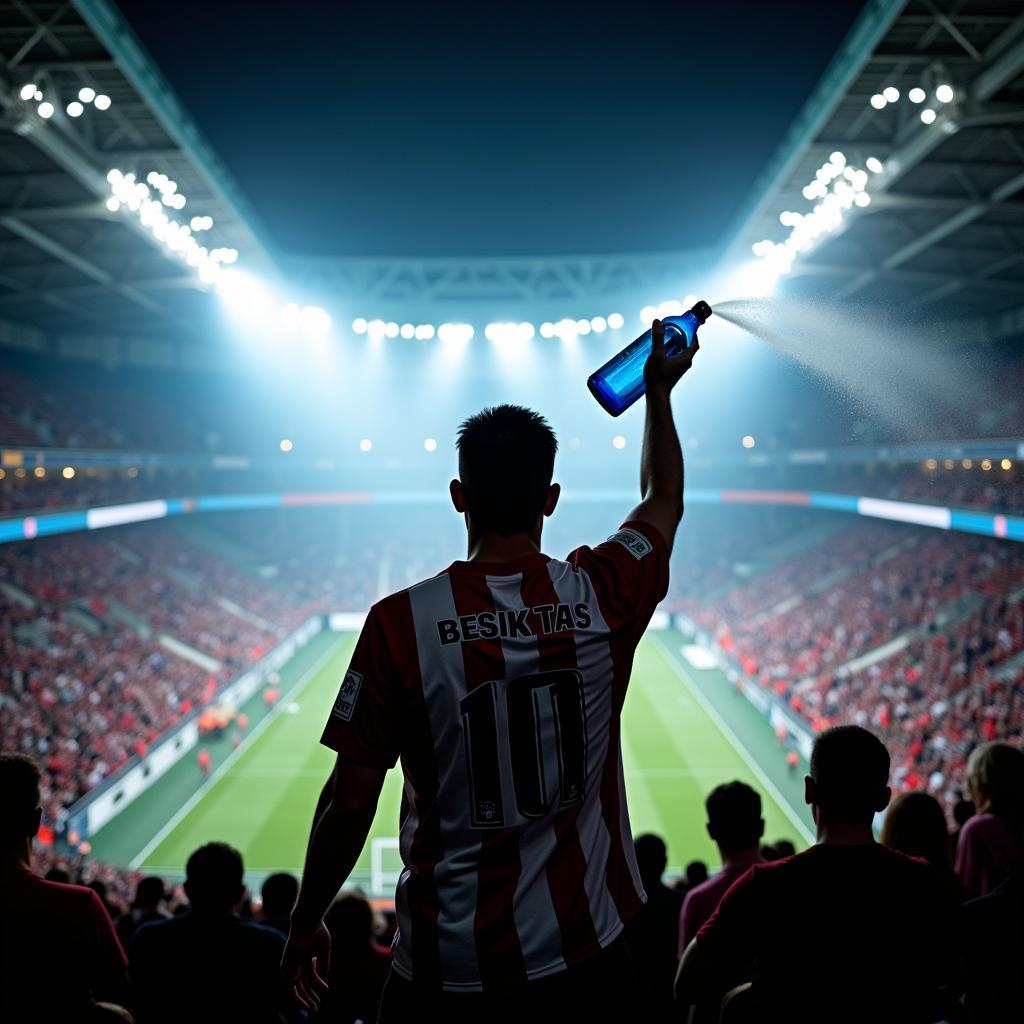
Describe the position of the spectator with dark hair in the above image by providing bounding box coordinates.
[678,782,764,954]
[116,876,170,950]
[770,838,795,859]
[627,834,685,1018]
[955,741,1024,898]
[675,726,961,1024]
[673,859,708,894]
[259,871,299,936]
[318,890,391,1024]
[129,842,285,1024]
[0,753,130,1022]
[881,791,953,872]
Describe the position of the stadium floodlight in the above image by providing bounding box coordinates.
[607,313,624,330]
[384,321,399,338]
[639,305,657,323]
[19,83,36,100]
[519,322,535,341]
[216,270,271,318]
[554,318,578,341]
[281,303,301,328]
[866,156,884,174]
[37,102,54,118]
[279,439,293,452]
[742,435,756,449]
[105,197,120,212]
[300,306,331,336]
[352,317,368,334]
[78,86,96,103]
[590,316,607,333]
[62,466,75,479]
[854,192,871,207]
[577,319,592,335]
[920,108,937,125]
[359,438,373,452]
[367,319,387,341]
[1001,458,1012,471]
[935,84,954,103]
[415,324,435,340]
[540,322,555,338]
[908,87,926,103]
[658,300,684,317]
[34,90,43,101]
[882,86,899,103]
[829,151,846,166]
[612,435,626,449]
[66,101,84,117]
[400,323,416,339]
[94,94,111,110]
[424,438,438,452]
[438,323,474,343]
[869,94,886,110]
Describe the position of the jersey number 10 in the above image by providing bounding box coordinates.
[460,669,588,828]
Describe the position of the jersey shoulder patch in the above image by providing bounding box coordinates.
[331,669,363,721]
[607,527,653,560]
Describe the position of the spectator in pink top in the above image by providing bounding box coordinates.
[678,781,765,955]
[955,741,1024,898]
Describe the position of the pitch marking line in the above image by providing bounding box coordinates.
[129,639,345,869]
[652,634,815,844]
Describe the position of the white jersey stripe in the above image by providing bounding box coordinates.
[408,573,481,986]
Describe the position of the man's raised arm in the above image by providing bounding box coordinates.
[626,318,699,553]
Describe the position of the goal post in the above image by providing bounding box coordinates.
[370,836,402,896]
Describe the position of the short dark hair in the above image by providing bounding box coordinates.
[633,833,668,885]
[810,725,890,823]
[456,405,557,535]
[0,753,41,849]
[185,842,244,912]
[706,781,763,854]
[260,871,299,917]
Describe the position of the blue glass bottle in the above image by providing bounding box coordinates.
[588,300,712,416]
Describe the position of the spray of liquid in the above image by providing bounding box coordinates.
[712,296,1001,438]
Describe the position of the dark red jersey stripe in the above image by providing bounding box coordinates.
[380,593,443,986]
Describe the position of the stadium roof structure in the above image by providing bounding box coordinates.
[0,0,273,346]
[725,0,1024,344]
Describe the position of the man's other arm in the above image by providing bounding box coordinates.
[626,319,698,554]
[282,754,386,1011]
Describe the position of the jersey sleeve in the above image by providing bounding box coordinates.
[320,606,402,769]
[567,520,669,639]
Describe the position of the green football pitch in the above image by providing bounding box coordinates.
[89,628,814,892]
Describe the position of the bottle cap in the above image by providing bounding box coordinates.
[689,299,712,324]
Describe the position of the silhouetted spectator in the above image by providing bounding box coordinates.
[955,742,1024,898]
[0,753,130,1022]
[260,871,298,936]
[771,839,795,859]
[679,782,764,954]
[881,791,952,871]
[44,865,71,884]
[318,890,390,1024]
[627,834,685,1017]
[673,858,708,893]
[129,842,285,1024]
[962,874,1024,1024]
[116,876,170,950]
[676,726,961,1024]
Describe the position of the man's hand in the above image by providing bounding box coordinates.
[643,318,699,396]
[282,918,331,1013]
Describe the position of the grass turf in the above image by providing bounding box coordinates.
[91,629,813,890]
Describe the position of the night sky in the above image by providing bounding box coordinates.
[114,0,867,259]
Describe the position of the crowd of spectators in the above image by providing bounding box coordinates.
[680,520,1024,819]
[5,728,1023,1022]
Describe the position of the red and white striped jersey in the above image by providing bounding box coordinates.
[321,520,669,991]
